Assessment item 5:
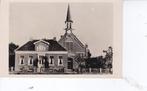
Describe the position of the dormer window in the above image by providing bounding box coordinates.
[37,45,46,51]
[34,40,49,51]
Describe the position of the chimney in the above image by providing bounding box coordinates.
[53,37,56,41]
[85,44,88,48]
[42,38,46,40]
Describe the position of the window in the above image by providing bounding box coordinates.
[28,56,33,65]
[19,56,24,65]
[65,42,73,51]
[49,56,54,66]
[58,56,63,66]
[67,58,73,69]
[36,45,47,51]
[38,45,44,51]
[80,53,84,58]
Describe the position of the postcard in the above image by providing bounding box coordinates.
[0,0,122,78]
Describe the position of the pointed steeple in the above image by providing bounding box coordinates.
[65,4,73,23]
[65,4,73,33]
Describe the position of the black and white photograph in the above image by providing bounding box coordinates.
[9,3,115,75]
[2,0,147,91]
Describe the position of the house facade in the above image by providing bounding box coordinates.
[15,39,68,73]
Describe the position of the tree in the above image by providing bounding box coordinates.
[9,42,19,54]
[87,50,91,58]
[74,54,86,73]
[103,46,113,73]
[9,42,19,71]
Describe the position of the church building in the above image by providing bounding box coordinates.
[58,5,89,71]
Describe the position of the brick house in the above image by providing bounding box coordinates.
[15,39,68,73]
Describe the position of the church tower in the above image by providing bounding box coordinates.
[58,4,89,59]
[65,4,73,33]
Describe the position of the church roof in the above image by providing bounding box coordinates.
[16,39,67,51]
[59,32,85,48]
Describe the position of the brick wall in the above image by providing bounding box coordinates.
[15,52,68,72]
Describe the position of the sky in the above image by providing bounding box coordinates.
[9,3,113,57]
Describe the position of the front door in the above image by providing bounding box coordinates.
[38,56,48,68]
[68,58,73,69]
[38,56,44,70]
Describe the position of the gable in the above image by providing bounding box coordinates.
[65,34,74,42]
[34,40,49,45]
[34,41,49,51]
[58,33,85,52]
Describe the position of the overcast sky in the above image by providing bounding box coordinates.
[9,3,113,57]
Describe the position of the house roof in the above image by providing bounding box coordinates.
[16,39,67,51]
